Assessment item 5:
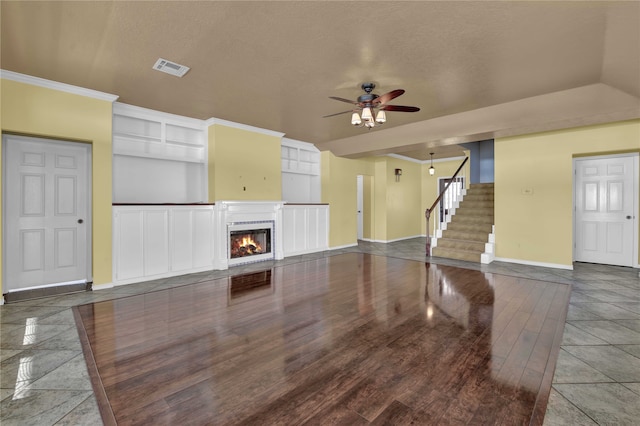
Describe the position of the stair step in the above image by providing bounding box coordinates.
[456,206,494,215]
[467,185,494,193]
[446,222,493,234]
[432,247,482,263]
[442,229,490,242]
[436,238,486,252]
[469,183,494,189]
[462,194,495,202]
[457,200,494,209]
[451,215,494,225]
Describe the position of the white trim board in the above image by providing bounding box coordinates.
[206,117,285,138]
[1,69,119,102]
[361,234,426,244]
[114,102,206,129]
[92,282,114,291]
[493,257,573,270]
[330,243,359,250]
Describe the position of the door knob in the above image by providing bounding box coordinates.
[627,216,632,219]
[78,219,84,224]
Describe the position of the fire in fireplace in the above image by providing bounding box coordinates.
[229,228,271,259]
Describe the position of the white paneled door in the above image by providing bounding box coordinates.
[575,154,638,267]
[3,135,91,291]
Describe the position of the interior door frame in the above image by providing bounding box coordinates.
[572,152,639,267]
[357,175,364,240]
[2,133,93,294]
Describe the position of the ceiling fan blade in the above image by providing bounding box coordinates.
[381,105,420,112]
[329,96,358,105]
[323,110,354,118]
[374,89,405,105]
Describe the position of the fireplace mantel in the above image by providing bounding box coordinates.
[213,201,285,270]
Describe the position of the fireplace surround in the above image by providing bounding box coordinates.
[214,201,284,270]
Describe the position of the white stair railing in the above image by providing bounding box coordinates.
[425,157,469,256]
[437,173,466,235]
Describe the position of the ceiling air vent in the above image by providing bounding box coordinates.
[152,58,190,77]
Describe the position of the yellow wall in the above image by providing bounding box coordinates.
[1,79,114,286]
[208,124,282,201]
[495,119,640,266]
[321,152,425,246]
[321,152,374,247]
[421,157,471,236]
[383,157,423,241]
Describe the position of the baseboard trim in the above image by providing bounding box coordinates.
[361,235,425,244]
[330,243,359,250]
[92,282,115,291]
[284,246,330,257]
[494,257,573,270]
[112,265,213,287]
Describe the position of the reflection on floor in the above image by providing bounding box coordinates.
[1,238,639,425]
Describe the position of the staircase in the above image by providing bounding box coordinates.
[432,183,495,263]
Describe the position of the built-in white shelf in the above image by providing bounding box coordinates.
[281,142,320,175]
[113,102,206,163]
[112,103,208,204]
[281,138,321,204]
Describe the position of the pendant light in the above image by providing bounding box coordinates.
[429,152,435,175]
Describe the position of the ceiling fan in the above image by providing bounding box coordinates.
[324,82,420,128]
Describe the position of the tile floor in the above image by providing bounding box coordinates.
[1,238,639,425]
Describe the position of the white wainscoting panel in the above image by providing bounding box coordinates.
[144,209,170,276]
[283,204,329,257]
[114,209,144,281]
[113,205,214,285]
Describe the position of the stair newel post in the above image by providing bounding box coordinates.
[426,208,431,256]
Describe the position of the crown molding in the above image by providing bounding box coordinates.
[114,102,205,128]
[206,117,285,138]
[0,69,119,102]
[282,137,319,151]
[386,153,424,164]
[386,153,467,165]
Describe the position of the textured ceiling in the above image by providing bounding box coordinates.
[1,1,639,160]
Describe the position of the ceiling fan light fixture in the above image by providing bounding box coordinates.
[361,107,373,122]
[324,82,419,130]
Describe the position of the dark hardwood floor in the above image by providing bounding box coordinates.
[73,253,570,425]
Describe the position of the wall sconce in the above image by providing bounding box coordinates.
[429,152,435,175]
[395,168,402,182]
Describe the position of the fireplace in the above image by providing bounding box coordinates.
[213,201,284,270]
[227,221,275,266]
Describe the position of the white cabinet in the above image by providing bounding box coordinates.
[113,205,214,285]
[283,204,329,256]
